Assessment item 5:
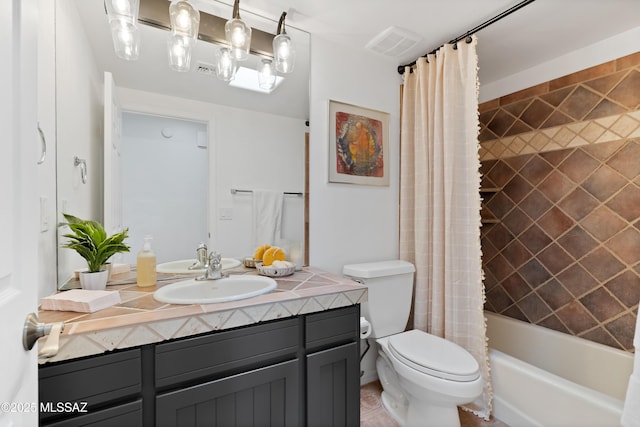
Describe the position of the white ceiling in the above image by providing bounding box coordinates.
[75,0,640,119]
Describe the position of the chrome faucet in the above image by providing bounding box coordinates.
[196,251,226,280]
[188,243,208,270]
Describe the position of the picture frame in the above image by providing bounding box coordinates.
[328,100,390,186]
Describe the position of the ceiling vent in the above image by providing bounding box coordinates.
[196,61,216,76]
[365,26,422,57]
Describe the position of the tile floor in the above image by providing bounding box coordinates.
[360,381,509,427]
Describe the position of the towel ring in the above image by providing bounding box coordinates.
[74,156,87,184]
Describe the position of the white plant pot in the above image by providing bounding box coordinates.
[79,270,109,290]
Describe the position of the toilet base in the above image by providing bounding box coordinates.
[380,390,407,426]
[406,400,461,427]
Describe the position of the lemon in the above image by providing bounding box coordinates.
[263,246,286,266]
[253,244,271,261]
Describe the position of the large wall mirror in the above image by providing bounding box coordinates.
[51,0,310,287]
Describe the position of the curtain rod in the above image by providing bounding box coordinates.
[230,188,303,196]
[397,0,536,74]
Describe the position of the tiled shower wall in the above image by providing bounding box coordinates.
[479,52,640,352]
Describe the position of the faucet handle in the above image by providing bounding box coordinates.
[209,251,222,265]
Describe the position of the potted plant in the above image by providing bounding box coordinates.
[60,213,130,290]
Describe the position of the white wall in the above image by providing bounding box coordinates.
[479,26,640,103]
[118,88,306,261]
[54,0,103,286]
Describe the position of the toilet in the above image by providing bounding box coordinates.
[344,260,483,427]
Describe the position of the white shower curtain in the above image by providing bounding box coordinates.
[399,35,492,419]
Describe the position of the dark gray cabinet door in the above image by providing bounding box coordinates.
[307,342,359,427]
[41,400,142,427]
[156,359,299,427]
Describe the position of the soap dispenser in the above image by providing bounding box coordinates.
[137,235,156,287]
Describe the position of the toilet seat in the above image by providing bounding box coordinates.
[388,330,480,382]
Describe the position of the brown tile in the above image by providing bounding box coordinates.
[539,147,572,166]
[556,264,598,297]
[481,237,499,263]
[483,267,499,292]
[487,109,517,137]
[607,69,640,109]
[580,247,626,282]
[556,301,598,334]
[537,279,573,310]
[557,149,600,183]
[537,170,577,203]
[486,253,515,282]
[518,258,552,288]
[486,223,515,249]
[519,224,552,255]
[541,110,575,128]
[581,206,627,242]
[540,87,573,107]
[518,293,551,323]
[520,99,555,129]
[519,156,554,186]
[502,272,532,301]
[557,225,598,259]
[549,62,615,91]
[605,227,640,264]
[503,174,533,204]
[606,183,640,222]
[479,99,500,114]
[486,160,517,187]
[580,287,625,322]
[584,99,628,121]
[502,240,533,269]
[537,206,575,239]
[558,187,600,221]
[537,314,570,334]
[615,52,640,70]
[584,71,627,95]
[500,82,548,106]
[519,190,553,220]
[537,244,574,275]
[582,165,627,202]
[580,327,622,349]
[605,270,640,308]
[504,154,533,172]
[479,127,499,143]
[582,138,626,162]
[502,207,531,236]
[502,304,528,322]
[608,140,640,179]
[558,86,602,120]
[486,286,514,312]
[504,119,533,137]
[479,108,498,126]
[503,99,532,118]
[605,313,637,351]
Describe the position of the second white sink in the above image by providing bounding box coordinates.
[153,275,277,304]
[156,258,242,274]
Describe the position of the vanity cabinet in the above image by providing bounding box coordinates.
[39,305,360,427]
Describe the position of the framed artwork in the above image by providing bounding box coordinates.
[329,100,389,186]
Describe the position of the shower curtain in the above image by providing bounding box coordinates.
[399,35,492,419]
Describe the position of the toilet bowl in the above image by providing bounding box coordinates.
[343,260,483,427]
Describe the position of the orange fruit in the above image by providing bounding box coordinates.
[263,246,286,266]
[253,244,271,261]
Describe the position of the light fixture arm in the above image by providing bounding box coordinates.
[232,0,241,19]
[276,12,287,35]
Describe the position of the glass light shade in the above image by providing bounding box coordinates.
[105,0,139,24]
[169,0,200,39]
[109,20,140,61]
[167,34,194,72]
[257,59,276,91]
[273,33,295,73]
[225,18,252,61]
[216,48,237,82]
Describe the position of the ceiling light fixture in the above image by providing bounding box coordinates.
[257,59,276,90]
[216,47,237,82]
[273,12,295,73]
[225,0,252,62]
[105,0,141,61]
[167,0,200,72]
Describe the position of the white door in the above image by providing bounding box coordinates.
[104,71,123,238]
[0,0,40,425]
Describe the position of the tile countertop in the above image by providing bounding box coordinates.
[38,266,367,364]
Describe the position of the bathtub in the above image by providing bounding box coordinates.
[485,312,634,427]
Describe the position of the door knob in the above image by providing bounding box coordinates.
[23,313,65,358]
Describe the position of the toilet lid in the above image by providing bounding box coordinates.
[388,330,480,382]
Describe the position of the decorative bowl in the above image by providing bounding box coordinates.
[244,257,258,268]
[256,262,296,277]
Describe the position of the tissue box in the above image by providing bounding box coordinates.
[40,289,121,313]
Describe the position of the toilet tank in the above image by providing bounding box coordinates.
[343,260,415,339]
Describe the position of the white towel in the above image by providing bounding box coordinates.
[251,190,284,248]
[621,308,640,427]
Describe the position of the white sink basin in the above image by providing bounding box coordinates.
[153,275,277,304]
[156,258,242,274]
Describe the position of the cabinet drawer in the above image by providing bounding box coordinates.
[305,305,359,352]
[41,399,142,427]
[39,349,141,423]
[155,318,299,388]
